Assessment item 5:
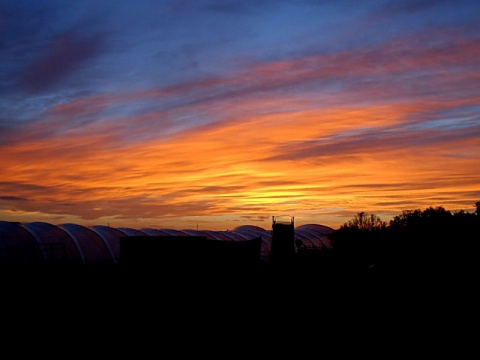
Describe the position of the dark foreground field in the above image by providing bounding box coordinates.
[2,254,472,306]
[1,256,475,357]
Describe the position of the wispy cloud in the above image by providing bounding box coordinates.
[1,1,479,229]
[22,30,102,93]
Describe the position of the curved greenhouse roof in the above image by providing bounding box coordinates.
[59,223,115,265]
[0,221,334,267]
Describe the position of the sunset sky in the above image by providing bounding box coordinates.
[1,0,479,231]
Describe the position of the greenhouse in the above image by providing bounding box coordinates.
[0,220,333,268]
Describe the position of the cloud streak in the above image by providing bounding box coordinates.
[1,1,479,230]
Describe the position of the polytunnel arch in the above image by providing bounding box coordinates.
[232,226,272,260]
[215,231,246,241]
[295,228,332,249]
[139,228,172,236]
[117,227,148,236]
[59,223,115,264]
[0,221,38,267]
[201,230,232,241]
[296,224,334,236]
[156,228,189,237]
[23,221,83,264]
[90,225,125,264]
[294,232,317,248]
[0,221,334,267]
[171,229,207,238]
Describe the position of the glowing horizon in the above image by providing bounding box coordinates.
[1,1,479,230]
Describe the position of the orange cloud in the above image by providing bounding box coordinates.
[2,30,479,230]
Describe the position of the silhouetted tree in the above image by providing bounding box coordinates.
[449,203,480,274]
[387,207,451,270]
[330,212,387,274]
[386,205,480,278]
[343,211,387,231]
[389,206,452,229]
[327,204,479,281]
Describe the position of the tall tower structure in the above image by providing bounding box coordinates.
[271,215,295,263]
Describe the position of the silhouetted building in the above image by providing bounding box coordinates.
[119,235,262,272]
[271,215,295,263]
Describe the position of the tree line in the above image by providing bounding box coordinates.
[328,202,480,278]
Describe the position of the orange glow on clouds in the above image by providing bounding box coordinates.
[2,96,479,230]
[1,26,479,230]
